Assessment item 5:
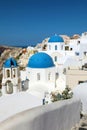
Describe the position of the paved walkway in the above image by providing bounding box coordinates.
[0,92,42,122]
[72,115,87,130]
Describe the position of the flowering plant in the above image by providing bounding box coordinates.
[51,87,73,102]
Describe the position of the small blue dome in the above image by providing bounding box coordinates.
[3,57,18,68]
[48,34,64,42]
[27,52,55,68]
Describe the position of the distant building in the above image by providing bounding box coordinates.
[45,34,65,65]
[68,32,87,58]
[64,62,87,89]
[2,57,21,95]
[40,34,80,66]
[47,34,65,52]
[79,32,87,57]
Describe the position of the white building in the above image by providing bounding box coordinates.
[68,32,87,57]
[2,57,21,95]
[68,39,80,55]
[41,34,80,66]
[64,61,87,89]
[26,52,57,97]
[47,34,65,52]
[41,34,66,66]
[79,32,87,57]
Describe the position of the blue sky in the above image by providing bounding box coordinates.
[0,0,87,46]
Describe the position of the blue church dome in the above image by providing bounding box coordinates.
[48,34,64,42]
[27,52,55,68]
[3,57,18,68]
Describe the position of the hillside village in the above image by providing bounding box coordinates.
[0,32,87,88]
[1,32,87,100]
[0,32,87,129]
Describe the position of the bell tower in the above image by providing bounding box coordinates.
[2,57,21,95]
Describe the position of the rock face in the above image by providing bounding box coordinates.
[71,34,80,39]
[0,46,7,55]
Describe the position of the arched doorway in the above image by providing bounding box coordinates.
[5,80,13,94]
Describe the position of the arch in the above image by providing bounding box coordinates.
[7,69,10,78]
[13,69,16,78]
[5,80,13,94]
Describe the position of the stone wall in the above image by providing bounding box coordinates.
[0,98,81,130]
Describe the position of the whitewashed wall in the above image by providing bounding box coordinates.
[0,97,81,130]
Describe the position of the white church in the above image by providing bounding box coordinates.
[2,57,21,95]
[26,52,58,97]
[42,34,66,66]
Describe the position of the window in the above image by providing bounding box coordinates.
[37,73,40,80]
[78,81,84,84]
[54,56,57,62]
[70,48,73,51]
[55,45,57,50]
[49,45,51,50]
[13,69,16,77]
[61,45,63,50]
[84,52,87,56]
[48,72,51,80]
[63,68,66,74]
[77,41,80,44]
[56,73,59,80]
[84,32,87,36]
[7,70,10,78]
[65,46,69,50]
[75,52,79,56]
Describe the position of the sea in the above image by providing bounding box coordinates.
[11,44,36,48]
[0,43,37,48]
